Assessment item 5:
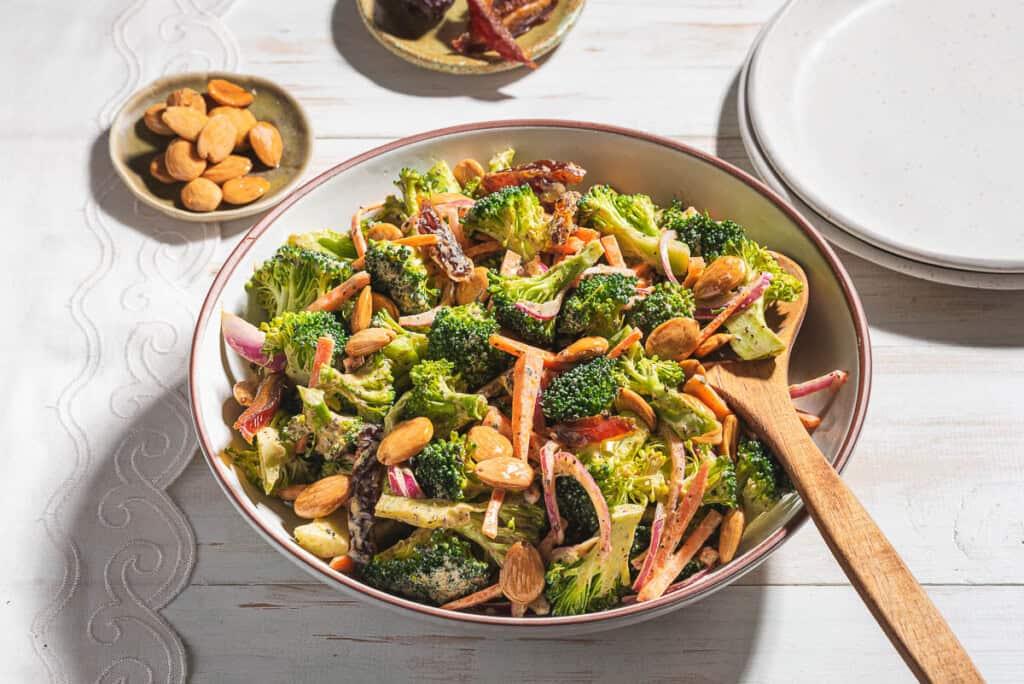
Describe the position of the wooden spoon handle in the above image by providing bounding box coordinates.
[759,412,982,683]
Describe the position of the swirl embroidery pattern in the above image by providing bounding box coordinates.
[32,1,239,682]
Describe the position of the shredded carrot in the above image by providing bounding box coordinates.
[695,279,761,345]
[684,375,732,419]
[639,458,710,594]
[464,239,504,258]
[308,336,335,388]
[440,582,504,610]
[488,334,557,362]
[679,359,706,379]
[482,406,514,440]
[511,351,545,462]
[350,255,366,270]
[600,235,625,267]
[550,236,584,255]
[682,256,705,289]
[482,489,505,539]
[500,250,522,276]
[393,234,439,248]
[632,262,654,281]
[572,227,600,243]
[638,510,723,601]
[329,555,356,574]
[797,410,822,431]
[606,327,642,359]
[306,271,371,312]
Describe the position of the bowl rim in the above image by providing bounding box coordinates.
[188,119,873,626]
[108,70,313,223]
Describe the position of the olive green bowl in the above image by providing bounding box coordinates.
[108,71,312,223]
[356,0,585,74]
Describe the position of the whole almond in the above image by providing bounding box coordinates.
[377,417,433,465]
[453,158,485,186]
[232,379,258,406]
[249,121,283,167]
[162,106,208,141]
[371,293,399,319]
[143,103,174,136]
[221,175,271,205]
[474,456,534,491]
[166,87,207,114]
[694,332,734,358]
[351,286,373,333]
[277,483,308,502]
[208,78,254,107]
[467,425,513,462]
[721,414,739,459]
[164,139,206,181]
[366,223,403,241]
[555,336,609,365]
[718,508,745,564]
[293,474,351,519]
[196,115,237,163]
[500,542,545,604]
[209,105,256,149]
[693,256,748,303]
[202,154,252,184]
[149,154,176,184]
[645,317,700,361]
[180,177,222,212]
[345,327,395,357]
[615,388,656,429]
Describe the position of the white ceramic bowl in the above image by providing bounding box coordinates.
[189,121,872,632]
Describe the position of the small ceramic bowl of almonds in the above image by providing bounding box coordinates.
[109,72,311,222]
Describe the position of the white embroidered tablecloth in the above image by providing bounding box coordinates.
[5,1,1023,682]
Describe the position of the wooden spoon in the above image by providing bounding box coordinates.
[705,254,981,682]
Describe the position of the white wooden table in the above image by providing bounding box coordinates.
[6,1,1023,682]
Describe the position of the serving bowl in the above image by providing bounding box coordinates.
[189,120,871,632]
[109,71,312,223]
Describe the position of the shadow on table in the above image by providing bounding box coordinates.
[714,70,1024,348]
[88,130,264,244]
[329,0,545,101]
[36,387,199,683]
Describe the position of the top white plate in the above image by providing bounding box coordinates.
[748,0,1024,273]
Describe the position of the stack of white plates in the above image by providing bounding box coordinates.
[739,0,1024,289]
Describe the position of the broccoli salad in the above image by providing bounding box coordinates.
[220,148,848,616]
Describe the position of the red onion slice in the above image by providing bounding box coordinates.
[632,501,665,590]
[659,230,680,285]
[553,451,612,557]
[539,442,563,547]
[732,272,773,315]
[221,311,284,371]
[789,370,849,398]
[387,465,409,497]
[399,307,442,328]
[513,287,568,321]
[400,466,425,499]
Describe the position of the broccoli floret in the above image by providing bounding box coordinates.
[651,389,720,442]
[316,356,395,423]
[247,246,352,318]
[411,433,485,502]
[735,436,792,519]
[463,184,550,260]
[541,356,618,423]
[579,427,669,508]
[364,239,439,315]
[488,147,515,172]
[260,310,347,384]
[626,282,695,336]
[361,528,493,605]
[630,520,652,561]
[578,185,690,277]
[293,386,366,463]
[702,451,739,508]
[395,161,462,217]
[426,304,511,389]
[226,424,314,496]
[372,309,429,386]
[556,477,599,544]
[557,273,639,338]
[544,504,644,616]
[488,239,606,345]
[613,192,660,236]
[387,359,488,435]
[721,238,803,305]
[613,343,685,397]
[373,492,545,565]
[287,229,359,262]
[661,204,747,261]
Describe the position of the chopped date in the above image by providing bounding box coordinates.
[415,204,475,281]
[481,160,587,195]
[548,190,581,245]
[455,0,558,51]
[452,0,537,67]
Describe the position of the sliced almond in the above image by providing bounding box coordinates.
[149,154,176,184]
[196,115,237,163]
[467,425,513,462]
[555,336,609,365]
[500,542,545,604]
[377,417,433,465]
[232,379,258,406]
[615,388,656,429]
[180,177,222,212]
[202,154,252,185]
[222,175,271,205]
[455,266,490,305]
[208,78,254,107]
[249,121,283,167]
[371,293,399,319]
[166,87,207,114]
[143,103,174,136]
[718,508,745,564]
[351,286,373,333]
[645,317,700,361]
[366,223,403,241]
[161,106,208,141]
[345,327,395,356]
[293,474,351,519]
[474,456,534,491]
[164,139,206,181]
[209,106,256,150]
[453,158,485,186]
[277,484,308,502]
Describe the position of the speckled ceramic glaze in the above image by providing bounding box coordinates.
[109,72,312,223]
[748,0,1024,273]
[189,121,872,632]
[356,0,585,74]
